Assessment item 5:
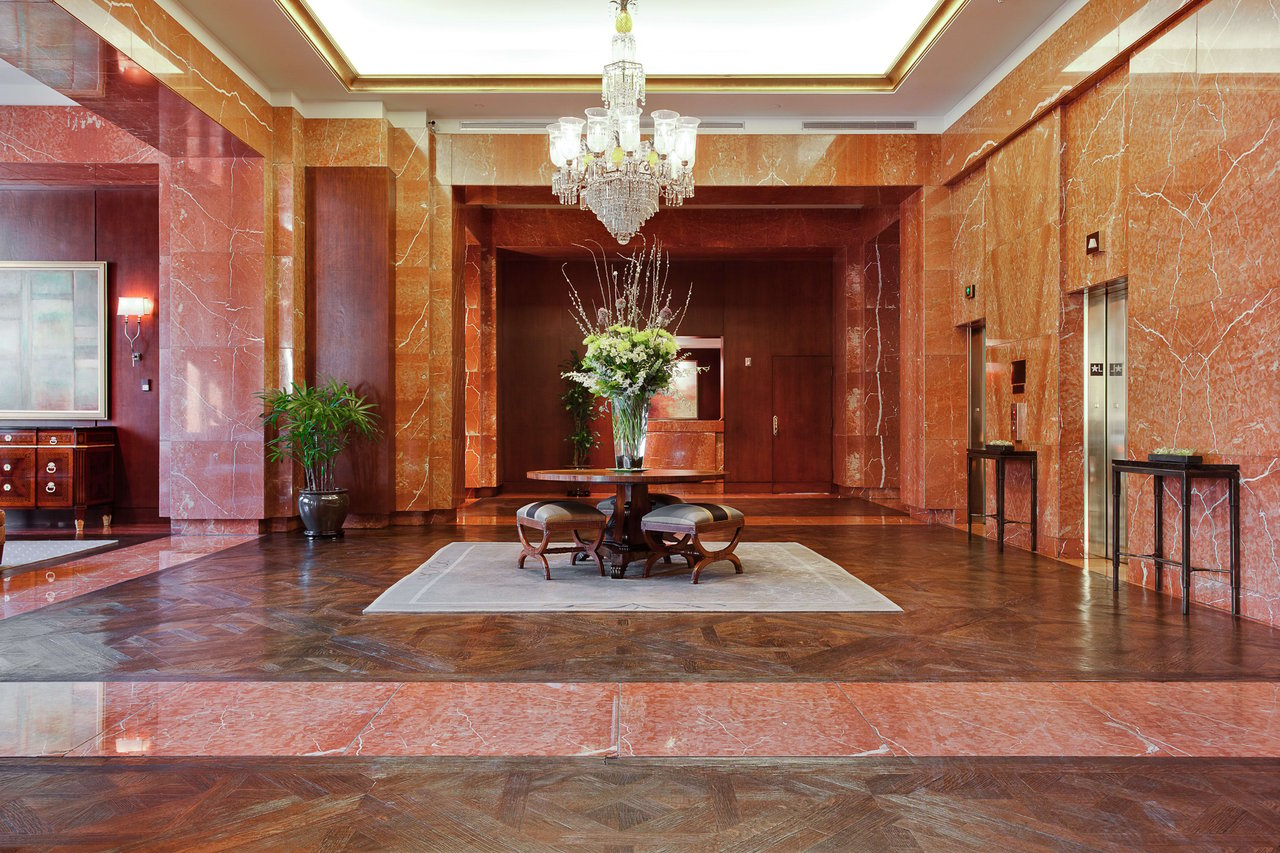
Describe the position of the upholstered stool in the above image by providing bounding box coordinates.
[515,500,607,579]
[640,503,746,583]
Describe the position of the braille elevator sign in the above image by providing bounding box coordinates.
[1090,363,1105,376]
[1109,363,1124,376]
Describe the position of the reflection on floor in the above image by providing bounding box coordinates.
[0,497,1278,848]
[1,534,257,619]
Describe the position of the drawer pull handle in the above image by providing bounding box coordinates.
[2,463,9,472]
[45,482,56,493]
[3,484,10,492]
[49,436,59,445]
[45,462,57,474]
[3,434,10,442]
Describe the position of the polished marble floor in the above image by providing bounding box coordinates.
[1,496,1278,849]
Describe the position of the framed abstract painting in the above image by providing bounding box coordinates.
[0,261,109,420]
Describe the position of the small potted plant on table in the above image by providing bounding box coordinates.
[985,439,1015,453]
[259,378,380,538]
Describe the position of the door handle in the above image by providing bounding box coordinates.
[772,415,779,437]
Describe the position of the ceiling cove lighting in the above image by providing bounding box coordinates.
[548,1,697,244]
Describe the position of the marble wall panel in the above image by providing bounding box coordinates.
[950,166,988,329]
[391,125,436,511]
[52,0,274,155]
[942,0,1193,180]
[1063,67,1129,292]
[305,119,390,169]
[159,154,267,522]
[862,236,902,490]
[447,133,936,188]
[0,106,158,164]
[899,188,965,517]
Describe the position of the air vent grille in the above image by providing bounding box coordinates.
[802,120,918,131]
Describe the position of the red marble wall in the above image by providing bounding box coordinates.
[1123,0,1280,622]
[158,153,267,530]
[859,225,902,494]
[898,187,965,521]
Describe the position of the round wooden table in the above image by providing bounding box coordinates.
[526,468,725,577]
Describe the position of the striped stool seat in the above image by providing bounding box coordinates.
[515,500,607,579]
[518,500,606,524]
[640,502,745,584]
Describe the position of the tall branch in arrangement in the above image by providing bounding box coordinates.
[564,238,692,340]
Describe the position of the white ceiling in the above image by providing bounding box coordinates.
[301,0,944,77]
[0,0,1088,131]
[163,0,1082,128]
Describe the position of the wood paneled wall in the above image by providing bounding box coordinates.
[0,187,161,522]
[497,254,832,490]
[304,167,396,516]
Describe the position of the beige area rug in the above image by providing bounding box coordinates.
[1,540,118,570]
[364,541,901,613]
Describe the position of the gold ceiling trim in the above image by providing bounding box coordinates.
[275,0,968,95]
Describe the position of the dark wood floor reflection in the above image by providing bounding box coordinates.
[2,756,1277,850]
[0,497,1277,682]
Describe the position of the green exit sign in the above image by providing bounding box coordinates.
[964,284,976,299]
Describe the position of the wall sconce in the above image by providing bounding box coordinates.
[116,297,153,366]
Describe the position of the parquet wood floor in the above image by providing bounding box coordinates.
[0,500,1275,681]
[3,498,1279,849]
[2,757,1278,851]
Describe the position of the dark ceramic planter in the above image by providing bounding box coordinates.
[298,489,349,538]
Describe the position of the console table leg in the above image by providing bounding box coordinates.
[1112,467,1121,592]
[966,457,973,539]
[1030,458,1038,553]
[1153,475,1164,593]
[1230,475,1241,616]
[1180,475,1192,616]
[996,459,1005,553]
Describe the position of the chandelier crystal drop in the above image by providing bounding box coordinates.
[548,0,698,244]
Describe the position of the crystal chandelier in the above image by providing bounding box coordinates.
[547,0,699,244]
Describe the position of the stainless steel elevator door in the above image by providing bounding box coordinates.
[1085,282,1128,557]
[967,325,985,518]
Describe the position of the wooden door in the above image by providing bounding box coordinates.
[771,356,833,492]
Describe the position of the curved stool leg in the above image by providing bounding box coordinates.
[573,525,607,577]
[690,526,744,584]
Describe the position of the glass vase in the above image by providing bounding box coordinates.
[610,393,650,470]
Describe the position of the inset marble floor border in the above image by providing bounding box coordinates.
[3,680,1275,759]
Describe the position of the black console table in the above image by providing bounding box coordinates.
[1111,459,1240,616]
[966,448,1037,553]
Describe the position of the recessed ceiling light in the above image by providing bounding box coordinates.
[300,0,946,77]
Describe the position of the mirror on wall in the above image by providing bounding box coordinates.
[0,261,109,420]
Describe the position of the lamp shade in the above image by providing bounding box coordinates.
[116,297,153,317]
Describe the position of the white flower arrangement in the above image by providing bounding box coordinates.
[561,240,692,400]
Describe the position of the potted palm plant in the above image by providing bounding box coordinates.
[258,378,380,538]
[560,349,600,497]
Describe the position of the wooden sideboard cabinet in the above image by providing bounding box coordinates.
[0,427,115,531]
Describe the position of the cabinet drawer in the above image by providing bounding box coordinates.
[0,430,36,446]
[36,448,73,478]
[37,430,75,447]
[0,448,36,506]
[35,473,73,507]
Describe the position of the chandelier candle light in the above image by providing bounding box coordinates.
[548,0,700,245]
